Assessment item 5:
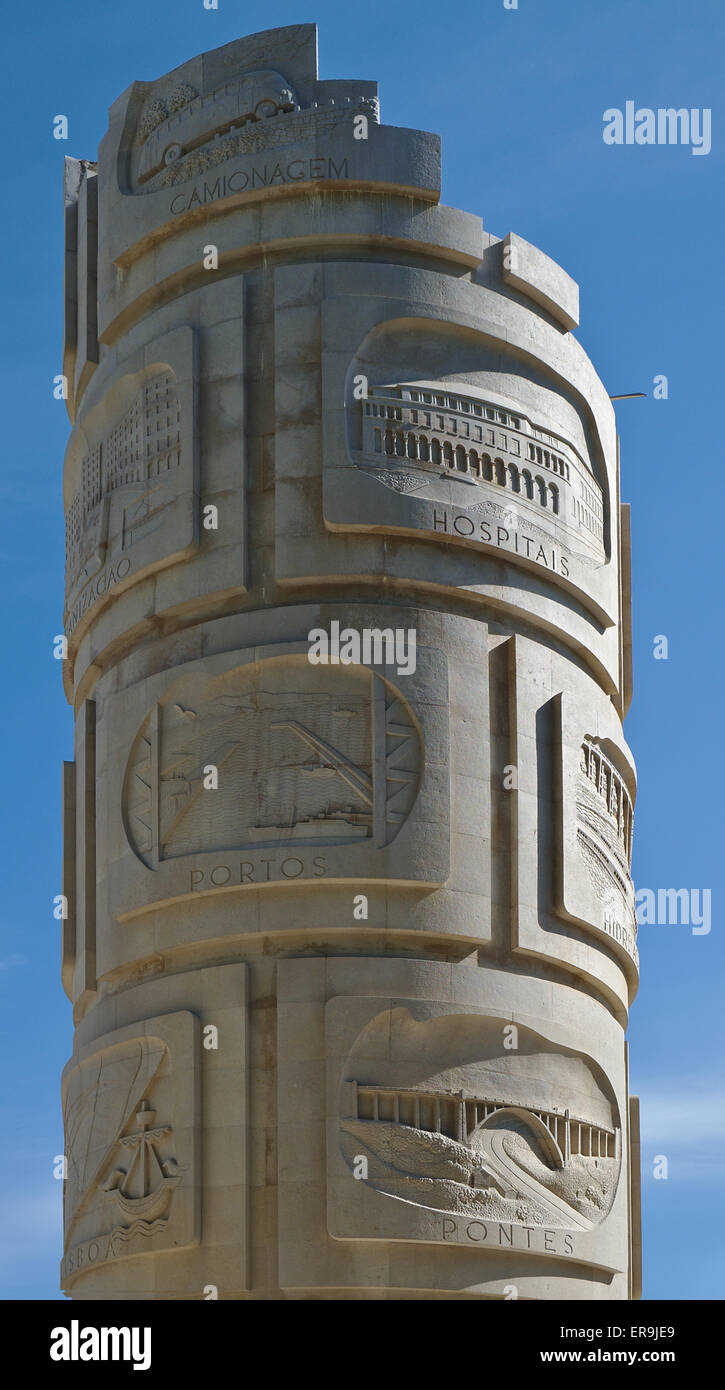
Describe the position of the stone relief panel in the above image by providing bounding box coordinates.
[327,999,624,1270]
[65,373,180,597]
[116,22,382,208]
[63,326,198,643]
[557,695,638,970]
[323,315,617,627]
[108,646,448,920]
[133,70,297,192]
[130,71,380,197]
[60,1012,199,1288]
[577,738,635,924]
[349,382,605,563]
[122,657,419,866]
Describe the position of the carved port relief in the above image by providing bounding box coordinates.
[63,328,198,642]
[60,1014,198,1286]
[329,1004,621,1262]
[122,657,421,868]
[347,382,605,564]
[128,64,378,195]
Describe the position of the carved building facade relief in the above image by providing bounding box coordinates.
[351,383,605,560]
[320,313,618,631]
[557,692,639,971]
[62,326,198,644]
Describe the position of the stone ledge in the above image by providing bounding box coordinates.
[502,232,579,332]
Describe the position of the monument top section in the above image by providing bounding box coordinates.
[114,23,397,191]
[64,25,588,425]
[103,23,441,239]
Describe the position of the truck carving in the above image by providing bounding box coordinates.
[138,70,297,184]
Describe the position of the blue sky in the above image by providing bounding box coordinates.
[1,0,722,1300]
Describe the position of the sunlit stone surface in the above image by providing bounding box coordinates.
[59,24,640,1300]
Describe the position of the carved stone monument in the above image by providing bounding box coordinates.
[60,24,641,1299]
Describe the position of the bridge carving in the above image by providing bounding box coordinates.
[349,1082,617,1168]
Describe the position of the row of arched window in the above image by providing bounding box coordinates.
[526,441,570,480]
[373,427,560,513]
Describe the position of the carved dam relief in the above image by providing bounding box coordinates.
[122,658,422,868]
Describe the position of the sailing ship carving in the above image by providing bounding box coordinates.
[103,1100,182,1230]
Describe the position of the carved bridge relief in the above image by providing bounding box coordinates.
[347,383,606,563]
[336,1008,621,1235]
[122,659,422,868]
[60,1017,198,1284]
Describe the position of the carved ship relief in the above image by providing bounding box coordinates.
[103,1100,182,1234]
[61,1035,190,1272]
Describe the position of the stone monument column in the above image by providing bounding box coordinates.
[59,24,640,1300]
